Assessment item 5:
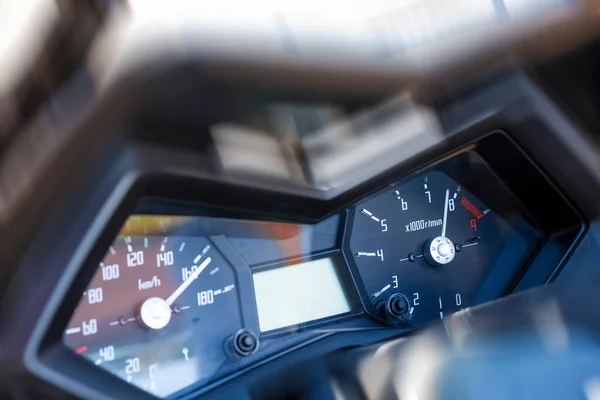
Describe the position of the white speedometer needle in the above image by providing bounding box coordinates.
[166,257,212,306]
[441,189,450,237]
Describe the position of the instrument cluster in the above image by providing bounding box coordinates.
[62,150,543,397]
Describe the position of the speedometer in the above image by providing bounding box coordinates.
[63,233,252,397]
[346,152,541,326]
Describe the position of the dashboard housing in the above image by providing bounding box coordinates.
[0,69,591,400]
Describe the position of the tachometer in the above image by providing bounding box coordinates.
[346,153,541,326]
[63,235,248,397]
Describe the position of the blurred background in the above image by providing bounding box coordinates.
[1,0,599,222]
[2,1,600,399]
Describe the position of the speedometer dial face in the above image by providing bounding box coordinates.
[63,235,243,397]
[347,153,541,326]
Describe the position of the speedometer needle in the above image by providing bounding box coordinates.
[166,257,212,306]
[441,189,449,237]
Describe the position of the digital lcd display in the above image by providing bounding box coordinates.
[252,257,351,332]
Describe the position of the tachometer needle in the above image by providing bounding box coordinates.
[441,189,450,237]
[166,257,212,306]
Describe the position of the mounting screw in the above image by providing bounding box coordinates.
[232,330,259,357]
[385,293,411,321]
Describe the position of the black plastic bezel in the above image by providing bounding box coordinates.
[26,131,583,400]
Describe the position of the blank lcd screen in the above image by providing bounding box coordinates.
[253,257,351,332]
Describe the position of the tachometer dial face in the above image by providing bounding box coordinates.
[63,236,243,397]
[347,159,541,326]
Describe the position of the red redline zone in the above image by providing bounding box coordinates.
[460,197,483,219]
